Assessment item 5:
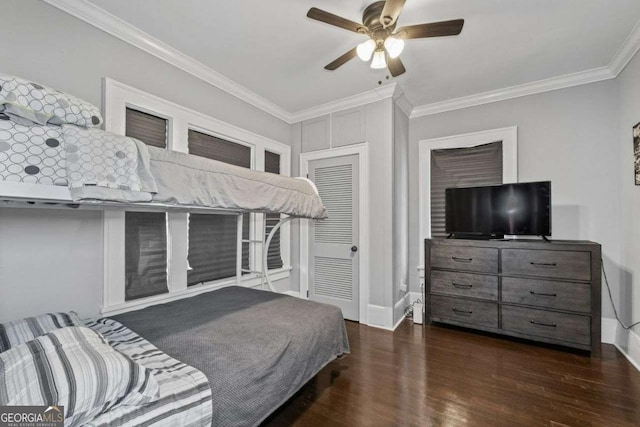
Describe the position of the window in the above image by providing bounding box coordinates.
[125,108,168,148]
[124,108,169,301]
[187,130,250,286]
[124,212,168,300]
[103,79,292,314]
[430,141,503,237]
[264,151,283,270]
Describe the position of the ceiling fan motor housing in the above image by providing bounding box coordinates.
[363,1,397,41]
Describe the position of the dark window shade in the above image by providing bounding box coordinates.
[124,110,168,300]
[125,108,168,148]
[187,130,250,285]
[187,214,247,285]
[264,151,283,270]
[187,130,250,167]
[430,141,503,238]
[125,212,168,301]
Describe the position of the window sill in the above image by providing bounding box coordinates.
[101,266,292,317]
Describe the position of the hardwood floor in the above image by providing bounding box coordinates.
[263,320,640,426]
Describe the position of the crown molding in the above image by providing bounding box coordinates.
[609,18,640,77]
[43,0,640,123]
[288,83,397,122]
[42,0,294,123]
[411,16,640,118]
[410,67,614,118]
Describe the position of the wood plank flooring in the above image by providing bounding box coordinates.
[263,320,640,426]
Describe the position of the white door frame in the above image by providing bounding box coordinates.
[417,126,518,276]
[300,143,370,324]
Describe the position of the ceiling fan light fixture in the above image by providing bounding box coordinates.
[384,36,405,58]
[370,49,387,69]
[356,39,376,61]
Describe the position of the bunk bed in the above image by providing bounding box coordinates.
[0,74,349,426]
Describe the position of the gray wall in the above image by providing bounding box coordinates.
[408,80,622,321]
[0,0,292,321]
[393,104,410,324]
[0,208,103,322]
[291,99,396,316]
[617,49,640,340]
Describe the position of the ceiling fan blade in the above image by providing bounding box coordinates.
[325,47,358,71]
[307,8,367,34]
[380,0,406,28]
[396,19,464,39]
[386,54,406,77]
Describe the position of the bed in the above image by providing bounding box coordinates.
[0,75,348,425]
[109,286,350,427]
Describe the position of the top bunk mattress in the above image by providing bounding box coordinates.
[0,117,327,218]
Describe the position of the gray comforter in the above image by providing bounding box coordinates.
[112,287,350,426]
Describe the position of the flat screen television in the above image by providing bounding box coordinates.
[445,181,551,238]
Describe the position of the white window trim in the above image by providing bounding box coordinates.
[102,78,291,315]
[417,126,518,272]
[299,143,370,325]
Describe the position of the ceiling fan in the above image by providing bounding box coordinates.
[307,0,464,77]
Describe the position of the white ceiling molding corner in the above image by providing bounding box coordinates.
[392,87,414,118]
[288,83,397,123]
[42,0,294,123]
[410,67,614,118]
[609,18,640,77]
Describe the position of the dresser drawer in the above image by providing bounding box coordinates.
[501,249,591,281]
[502,305,591,346]
[502,277,590,313]
[431,270,498,301]
[430,295,498,329]
[431,245,498,274]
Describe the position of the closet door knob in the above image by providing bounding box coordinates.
[351,246,358,253]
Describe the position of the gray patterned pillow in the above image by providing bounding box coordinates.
[0,312,83,353]
[0,119,67,185]
[0,327,160,427]
[0,74,103,127]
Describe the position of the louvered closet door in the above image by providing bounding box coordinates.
[309,155,359,321]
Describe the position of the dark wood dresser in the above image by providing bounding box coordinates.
[425,238,602,356]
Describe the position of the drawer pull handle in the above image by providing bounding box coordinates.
[452,307,473,315]
[452,257,473,263]
[529,291,557,297]
[530,320,557,328]
[530,262,557,267]
[452,282,473,289]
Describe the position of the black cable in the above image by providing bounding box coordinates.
[602,259,640,330]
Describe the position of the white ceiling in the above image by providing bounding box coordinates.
[87,0,640,114]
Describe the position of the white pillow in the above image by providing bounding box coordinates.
[0,326,160,427]
[0,312,84,353]
[0,74,103,127]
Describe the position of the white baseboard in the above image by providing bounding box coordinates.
[392,293,411,330]
[614,325,640,372]
[367,304,394,331]
[601,317,617,344]
[282,290,300,298]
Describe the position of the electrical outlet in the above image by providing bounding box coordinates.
[400,279,407,293]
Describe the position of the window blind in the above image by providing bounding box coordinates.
[264,151,283,270]
[125,108,168,148]
[187,130,250,286]
[124,109,169,300]
[430,141,503,238]
[125,212,168,301]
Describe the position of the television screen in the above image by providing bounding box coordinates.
[445,181,551,237]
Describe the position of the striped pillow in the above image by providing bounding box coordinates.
[0,327,159,427]
[0,312,84,353]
